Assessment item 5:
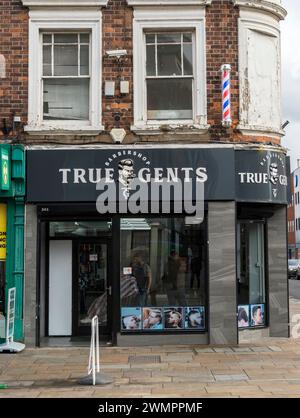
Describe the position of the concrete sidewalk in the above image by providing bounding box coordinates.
[1,298,300,398]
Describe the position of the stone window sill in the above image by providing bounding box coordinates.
[131,123,210,136]
[24,125,105,136]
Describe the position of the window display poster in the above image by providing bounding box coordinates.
[238,304,265,328]
[121,307,142,331]
[250,304,265,327]
[238,305,250,328]
[164,307,184,330]
[142,307,163,330]
[121,306,206,332]
[185,306,205,330]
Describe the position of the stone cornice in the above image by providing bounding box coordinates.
[21,0,108,7]
[232,0,287,20]
[127,0,212,6]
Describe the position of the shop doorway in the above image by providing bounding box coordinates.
[46,220,113,342]
[237,221,266,305]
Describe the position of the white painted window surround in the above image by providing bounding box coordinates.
[127,0,211,4]
[22,0,108,6]
[238,9,284,138]
[130,6,208,135]
[25,8,104,136]
[232,1,287,21]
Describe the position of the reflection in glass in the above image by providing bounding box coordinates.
[49,221,111,237]
[43,78,89,120]
[237,222,266,305]
[157,44,182,76]
[120,217,207,332]
[147,78,193,120]
[78,243,107,326]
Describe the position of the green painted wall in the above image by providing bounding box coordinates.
[0,144,25,342]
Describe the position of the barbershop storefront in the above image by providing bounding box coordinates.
[25,145,290,346]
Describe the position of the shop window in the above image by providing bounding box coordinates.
[42,33,90,121]
[145,32,193,120]
[237,222,266,329]
[120,217,207,333]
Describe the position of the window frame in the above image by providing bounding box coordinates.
[42,31,91,122]
[119,214,209,335]
[131,6,208,134]
[25,9,103,135]
[145,30,195,121]
[237,220,268,330]
[237,8,283,138]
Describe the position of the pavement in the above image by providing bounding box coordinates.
[0,298,300,398]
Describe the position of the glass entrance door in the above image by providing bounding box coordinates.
[74,241,111,336]
[237,222,265,305]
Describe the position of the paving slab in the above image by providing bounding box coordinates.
[0,298,299,398]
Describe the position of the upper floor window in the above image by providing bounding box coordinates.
[42,33,90,121]
[25,8,103,136]
[145,32,193,121]
[131,5,207,134]
[238,8,283,137]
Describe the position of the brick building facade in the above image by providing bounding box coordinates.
[1,0,285,144]
[0,0,290,348]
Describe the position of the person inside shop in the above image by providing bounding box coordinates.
[190,252,202,290]
[143,308,163,330]
[187,309,204,329]
[131,253,152,306]
[163,250,187,306]
[251,305,264,326]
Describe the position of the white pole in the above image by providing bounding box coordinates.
[92,317,96,386]
[79,314,113,386]
[96,316,100,373]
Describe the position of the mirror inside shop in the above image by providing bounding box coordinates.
[120,217,207,332]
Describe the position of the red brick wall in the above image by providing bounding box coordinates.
[0,1,28,130]
[206,0,239,141]
[0,0,282,146]
[102,0,133,132]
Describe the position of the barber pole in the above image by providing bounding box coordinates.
[221,64,232,127]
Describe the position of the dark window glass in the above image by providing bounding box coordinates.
[147,78,193,120]
[120,217,207,333]
[237,222,266,329]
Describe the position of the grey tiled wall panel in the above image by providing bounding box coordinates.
[208,202,238,345]
[268,206,289,338]
[24,204,37,346]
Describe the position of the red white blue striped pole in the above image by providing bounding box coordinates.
[221,64,232,127]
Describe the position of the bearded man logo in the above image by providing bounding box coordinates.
[118,159,136,199]
[269,162,279,186]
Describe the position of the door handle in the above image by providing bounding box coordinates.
[106,286,112,296]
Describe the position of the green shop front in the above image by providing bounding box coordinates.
[0,144,25,342]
